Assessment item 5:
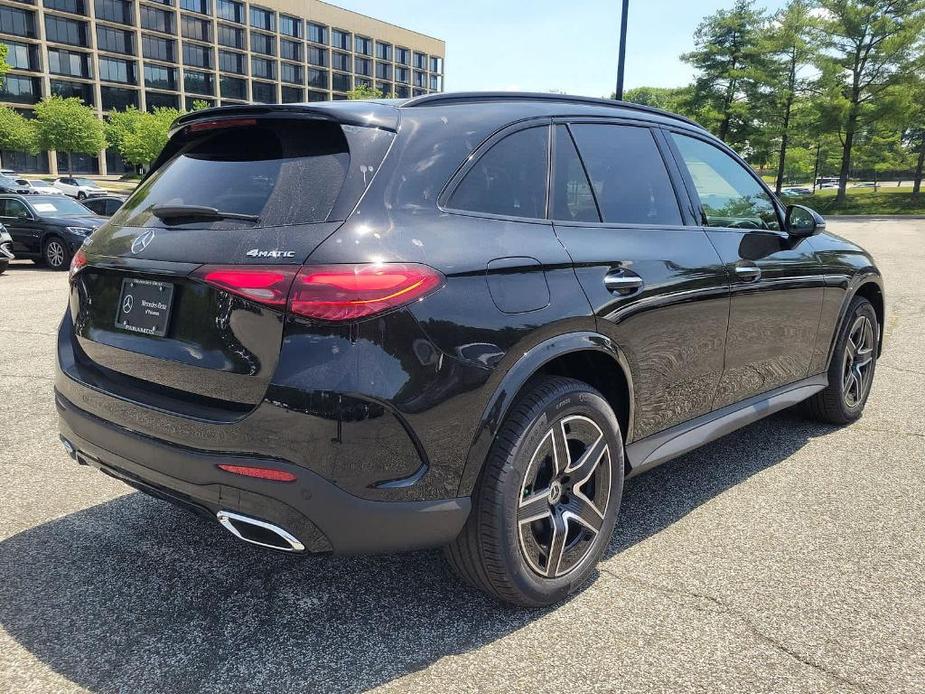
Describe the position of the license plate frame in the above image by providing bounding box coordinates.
[114,277,175,337]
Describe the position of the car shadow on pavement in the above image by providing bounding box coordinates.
[0,410,833,693]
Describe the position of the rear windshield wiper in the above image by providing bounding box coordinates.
[150,205,260,223]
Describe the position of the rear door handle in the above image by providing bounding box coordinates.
[604,270,644,295]
[734,262,761,283]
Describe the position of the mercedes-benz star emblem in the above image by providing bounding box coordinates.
[122,295,134,314]
[131,230,155,254]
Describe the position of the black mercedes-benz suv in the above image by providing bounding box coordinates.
[56,94,884,606]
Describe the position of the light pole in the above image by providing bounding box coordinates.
[615,0,630,100]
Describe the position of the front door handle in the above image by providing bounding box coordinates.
[734,262,762,283]
[604,270,644,295]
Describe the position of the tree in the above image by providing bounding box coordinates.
[107,106,185,171]
[682,0,773,149]
[0,105,38,154]
[0,44,9,88]
[909,69,925,196]
[622,86,695,116]
[34,96,106,173]
[765,0,818,193]
[814,0,925,202]
[347,84,383,100]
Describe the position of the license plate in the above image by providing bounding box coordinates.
[114,278,174,337]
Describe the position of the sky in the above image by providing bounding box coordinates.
[333,0,791,97]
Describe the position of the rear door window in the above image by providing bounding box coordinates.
[111,120,363,229]
[448,126,548,219]
[569,124,682,226]
[551,125,599,222]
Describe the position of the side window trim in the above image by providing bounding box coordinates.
[652,127,701,227]
[554,119,688,229]
[439,118,554,225]
[665,127,786,233]
[548,123,602,223]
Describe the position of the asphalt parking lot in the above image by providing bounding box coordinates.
[1,217,923,693]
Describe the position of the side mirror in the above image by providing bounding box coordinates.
[786,204,825,237]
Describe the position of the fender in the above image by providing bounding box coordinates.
[456,331,634,497]
[825,269,886,369]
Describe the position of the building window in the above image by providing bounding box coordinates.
[220,74,246,99]
[395,66,409,84]
[250,31,274,56]
[393,84,409,99]
[146,91,179,110]
[354,57,370,76]
[140,6,173,34]
[375,42,391,61]
[100,85,138,110]
[331,71,350,92]
[375,62,391,81]
[307,22,326,45]
[50,78,93,104]
[279,14,301,38]
[331,29,349,50]
[281,85,302,103]
[1,40,39,71]
[413,70,425,88]
[147,0,173,5]
[216,0,242,23]
[250,56,274,80]
[142,35,174,61]
[0,74,40,104]
[47,47,93,77]
[0,6,35,38]
[184,69,213,95]
[94,0,132,25]
[44,0,86,16]
[307,45,326,67]
[395,47,409,65]
[98,56,135,84]
[249,6,274,31]
[182,42,212,68]
[179,0,209,15]
[307,68,327,89]
[354,35,371,55]
[251,80,274,103]
[218,49,244,74]
[185,96,212,109]
[217,24,243,48]
[181,15,210,42]
[44,15,88,46]
[280,63,301,85]
[306,89,326,102]
[280,38,301,61]
[144,63,176,89]
[96,25,133,54]
[331,51,348,71]
[413,52,426,70]
[430,56,443,73]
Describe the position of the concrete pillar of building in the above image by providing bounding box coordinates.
[48,151,58,177]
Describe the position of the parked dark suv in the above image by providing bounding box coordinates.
[56,94,884,606]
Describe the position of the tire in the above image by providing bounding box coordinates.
[77,191,86,200]
[445,376,624,607]
[803,296,878,424]
[0,260,7,275]
[43,236,71,271]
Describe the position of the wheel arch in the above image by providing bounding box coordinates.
[457,331,634,496]
[827,273,886,368]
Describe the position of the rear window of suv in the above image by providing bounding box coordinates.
[111,120,378,229]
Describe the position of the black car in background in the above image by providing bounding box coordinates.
[80,195,126,217]
[0,194,105,270]
[56,94,884,606]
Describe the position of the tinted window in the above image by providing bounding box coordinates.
[110,121,354,228]
[450,126,548,219]
[569,124,681,226]
[671,133,780,231]
[551,125,598,222]
[0,199,28,217]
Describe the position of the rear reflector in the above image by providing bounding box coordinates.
[189,118,257,133]
[217,464,297,482]
[288,263,444,321]
[193,266,298,307]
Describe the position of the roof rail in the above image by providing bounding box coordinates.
[402,91,704,130]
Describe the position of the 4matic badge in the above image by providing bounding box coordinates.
[245,249,296,259]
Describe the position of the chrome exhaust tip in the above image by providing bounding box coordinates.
[216,510,305,552]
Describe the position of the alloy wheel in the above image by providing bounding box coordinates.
[46,240,66,268]
[518,415,612,578]
[842,314,875,408]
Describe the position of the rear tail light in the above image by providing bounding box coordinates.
[193,262,443,322]
[217,464,296,482]
[288,263,444,321]
[69,248,88,282]
[192,266,298,307]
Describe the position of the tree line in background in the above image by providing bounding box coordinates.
[621,0,925,200]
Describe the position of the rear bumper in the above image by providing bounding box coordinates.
[56,390,470,554]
